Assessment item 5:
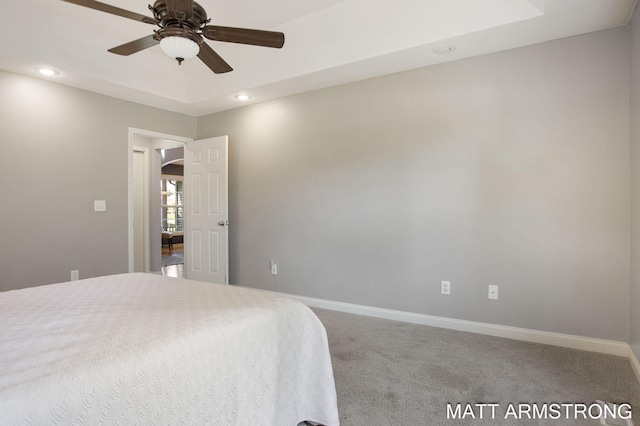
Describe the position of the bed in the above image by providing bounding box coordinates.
[0,273,339,425]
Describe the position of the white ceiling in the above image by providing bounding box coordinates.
[0,0,636,116]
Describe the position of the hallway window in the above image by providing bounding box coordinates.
[161,178,183,232]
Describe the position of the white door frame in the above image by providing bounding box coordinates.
[128,127,193,272]
[132,147,149,272]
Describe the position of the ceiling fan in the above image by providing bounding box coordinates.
[61,0,285,74]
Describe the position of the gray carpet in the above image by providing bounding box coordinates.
[312,308,640,426]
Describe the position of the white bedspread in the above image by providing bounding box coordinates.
[0,273,339,425]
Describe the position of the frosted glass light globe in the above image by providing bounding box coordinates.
[160,37,199,64]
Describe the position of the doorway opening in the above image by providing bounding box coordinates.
[161,148,185,273]
[128,128,191,275]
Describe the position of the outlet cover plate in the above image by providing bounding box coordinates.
[441,280,450,295]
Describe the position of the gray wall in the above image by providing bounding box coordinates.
[0,72,196,291]
[198,28,631,342]
[631,7,640,360]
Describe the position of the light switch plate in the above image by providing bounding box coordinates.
[94,200,107,212]
[488,285,499,300]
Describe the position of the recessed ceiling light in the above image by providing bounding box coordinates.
[433,46,456,55]
[235,94,251,101]
[35,67,59,76]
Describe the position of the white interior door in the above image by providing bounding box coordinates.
[184,136,229,284]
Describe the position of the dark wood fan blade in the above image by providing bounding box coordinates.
[203,26,285,48]
[166,0,193,20]
[108,35,159,56]
[61,0,157,24]
[197,43,233,74]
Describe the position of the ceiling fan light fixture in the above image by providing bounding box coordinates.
[61,0,286,74]
[160,36,200,64]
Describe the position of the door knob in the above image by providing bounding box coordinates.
[218,221,229,227]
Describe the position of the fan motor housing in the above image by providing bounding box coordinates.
[151,1,209,30]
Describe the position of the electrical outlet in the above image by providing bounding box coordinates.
[71,270,79,281]
[270,262,277,275]
[441,280,450,295]
[488,285,498,300]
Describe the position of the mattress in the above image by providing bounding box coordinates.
[0,273,339,425]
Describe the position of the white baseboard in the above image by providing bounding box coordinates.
[629,346,640,384]
[284,293,630,358]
